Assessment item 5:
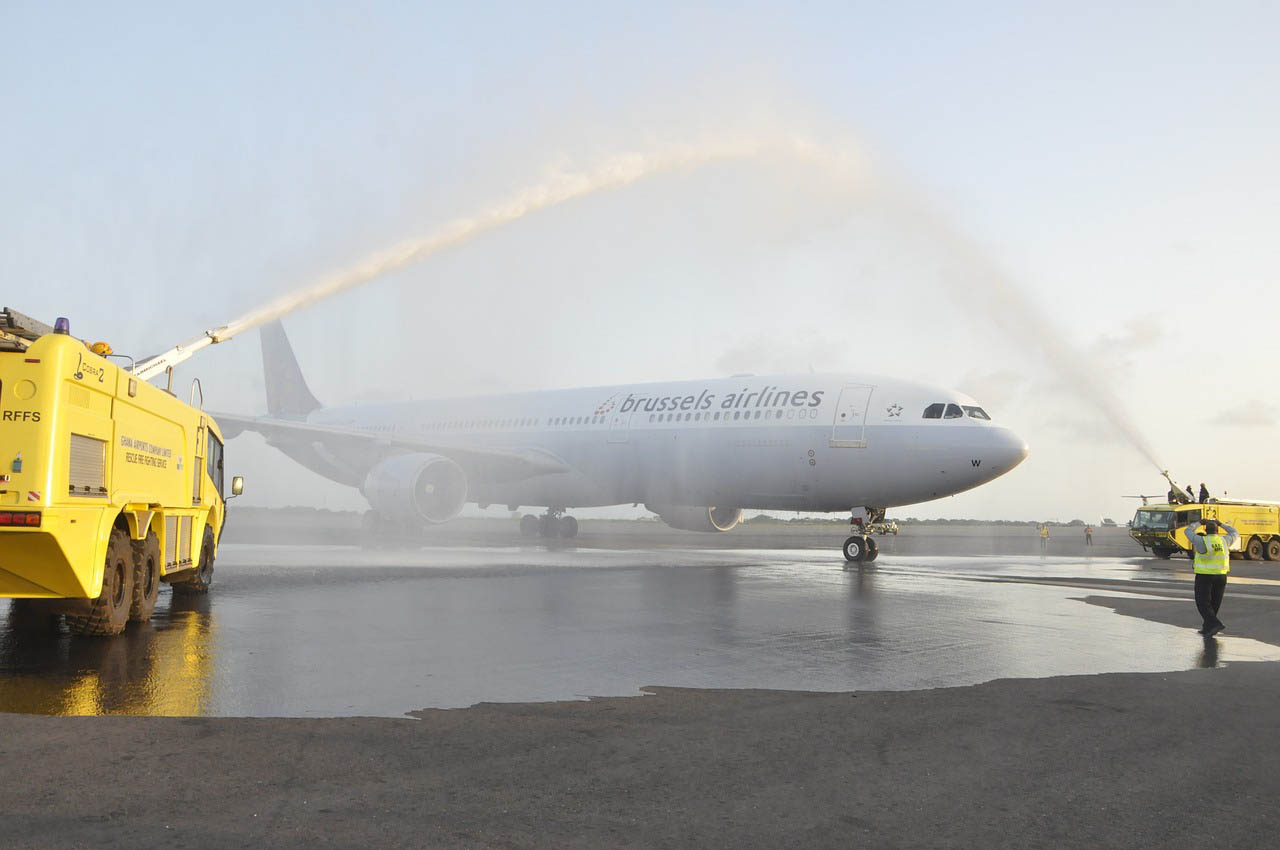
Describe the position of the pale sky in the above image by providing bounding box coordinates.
[3,2,1277,522]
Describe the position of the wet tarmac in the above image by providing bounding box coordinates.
[3,542,1279,717]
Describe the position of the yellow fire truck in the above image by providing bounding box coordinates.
[0,308,243,636]
[1130,500,1280,561]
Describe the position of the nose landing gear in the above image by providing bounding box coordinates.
[842,534,879,563]
[844,506,885,562]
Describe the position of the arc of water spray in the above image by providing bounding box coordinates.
[132,138,786,380]
[133,132,1167,479]
[918,218,1168,474]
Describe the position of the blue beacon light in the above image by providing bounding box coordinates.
[53,317,71,334]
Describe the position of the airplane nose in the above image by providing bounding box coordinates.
[992,427,1029,474]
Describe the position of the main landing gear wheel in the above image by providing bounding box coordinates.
[524,510,578,539]
[843,535,880,563]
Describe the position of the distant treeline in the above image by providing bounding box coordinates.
[742,515,1112,527]
[231,506,1115,528]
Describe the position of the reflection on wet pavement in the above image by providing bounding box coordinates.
[2,545,1277,717]
[0,593,216,715]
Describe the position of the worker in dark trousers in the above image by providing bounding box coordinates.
[1182,519,1238,636]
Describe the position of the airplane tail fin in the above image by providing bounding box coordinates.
[260,321,322,418]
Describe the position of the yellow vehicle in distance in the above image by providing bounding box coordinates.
[0,308,243,636]
[1130,500,1280,561]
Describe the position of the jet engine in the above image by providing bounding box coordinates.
[648,505,743,533]
[362,453,468,524]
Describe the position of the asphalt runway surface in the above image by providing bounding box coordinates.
[3,524,1280,848]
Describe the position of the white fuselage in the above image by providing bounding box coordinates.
[281,373,1027,513]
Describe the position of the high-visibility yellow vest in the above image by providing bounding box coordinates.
[1193,533,1230,575]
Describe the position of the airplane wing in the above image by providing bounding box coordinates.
[209,411,569,483]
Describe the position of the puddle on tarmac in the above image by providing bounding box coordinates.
[1,546,1277,717]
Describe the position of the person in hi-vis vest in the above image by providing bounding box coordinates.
[1182,519,1239,636]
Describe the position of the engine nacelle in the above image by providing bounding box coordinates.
[648,505,743,533]
[362,453,468,524]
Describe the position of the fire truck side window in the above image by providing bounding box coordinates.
[206,433,225,498]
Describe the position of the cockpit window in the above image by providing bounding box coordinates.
[1133,509,1174,531]
[926,402,985,420]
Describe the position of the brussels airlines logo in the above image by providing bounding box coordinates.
[593,394,622,417]
[614,385,825,416]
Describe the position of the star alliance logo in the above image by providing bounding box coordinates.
[886,403,903,418]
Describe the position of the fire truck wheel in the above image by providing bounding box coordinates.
[1245,537,1264,561]
[175,528,216,595]
[1265,539,1280,561]
[130,531,162,622]
[67,528,134,637]
[1151,547,1173,559]
[6,599,61,632]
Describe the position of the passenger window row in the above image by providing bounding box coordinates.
[648,408,821,424]
[359,405,836,434]
[412,418,540,432]
[922,403,991,421]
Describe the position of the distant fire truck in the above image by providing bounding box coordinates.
[1130,500,1280,561]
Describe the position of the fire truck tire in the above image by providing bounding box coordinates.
[6,599,61,632]
[174,528,216,595]
[1245,537,1264,561]
[1264,539,1280,561]
[67,528,134,637]
[1151,547,1174,559]
[130,531,162,622]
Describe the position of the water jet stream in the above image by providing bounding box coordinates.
[138,133,1166,477]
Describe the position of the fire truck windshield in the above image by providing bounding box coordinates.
[1132,509,1175,531]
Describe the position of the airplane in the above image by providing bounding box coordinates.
[213,322,1029,561]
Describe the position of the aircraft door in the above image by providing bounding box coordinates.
[607,401,638,444]
[831,385,873,448]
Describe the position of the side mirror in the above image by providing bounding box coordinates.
[230,475,244,497]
